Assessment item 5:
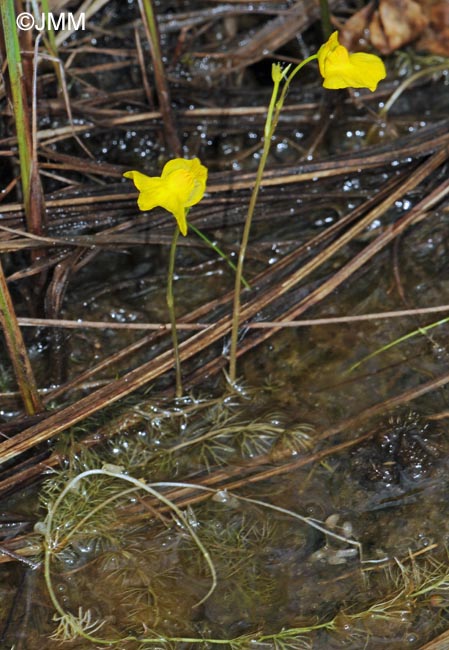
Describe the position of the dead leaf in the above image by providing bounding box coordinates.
[417,1,449,56]
[340,0,449,55]
[371,0,429,53]
[339,2,376,51]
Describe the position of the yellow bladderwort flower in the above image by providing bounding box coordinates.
[317,31,386,92]
[124,157,208,235]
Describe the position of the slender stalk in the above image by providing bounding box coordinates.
[167,226,183,397]
[228,55,317,382]
[0,261,43,414]
[1,0,45,235]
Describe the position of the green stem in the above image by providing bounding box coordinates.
[275,55,319,127]
[228,55,318,383]
[347,316,449,373]
[0,260,43,414]
[167,226,183,397]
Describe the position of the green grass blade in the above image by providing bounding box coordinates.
[347,316,449,373]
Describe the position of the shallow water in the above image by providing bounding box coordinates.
[1,16,449,648]
[2,203,449,648]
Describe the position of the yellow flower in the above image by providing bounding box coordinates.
[317,31,386,92]
[124,158,208,235]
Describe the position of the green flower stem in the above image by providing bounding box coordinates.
[274,55,319,129]
[188,222,250,289]
[228,54,317,383]
[167,225,183,397]
[0,260,43,414]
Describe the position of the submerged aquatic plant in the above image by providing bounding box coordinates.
[108,398,313,476]
[51,607,105,642]
[40,465,218,644]
[37,430,449,649]
[39,467,339,645]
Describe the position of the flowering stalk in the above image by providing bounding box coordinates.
[228,32,386,383]
[124,158,208,397]
[228,57,316,382]
[138,0,181,155]
[0,0,31,211]
[188,223,250,290]
[166,225,183,397]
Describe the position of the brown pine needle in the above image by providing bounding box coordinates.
[14,304,449,331]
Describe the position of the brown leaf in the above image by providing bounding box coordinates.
[371,0,429,53]
[340,0,443,55]
[339,2,376,51]
[417,1,449,56]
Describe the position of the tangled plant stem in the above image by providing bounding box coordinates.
[42,466,218,644]
[39,455,448,648]
[41,459,362,645]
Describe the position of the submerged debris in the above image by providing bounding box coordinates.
[352,411,441,486]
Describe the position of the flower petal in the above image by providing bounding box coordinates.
[135,179,167,212]
[123,158,208,236]
[317,31,386,92]
[141,186,188,235]
[162,158,206,183]
[317,31,341,78]
[163,158,207,209]
[347,52,387,91]
[164,169,195,205]
[123,170,160,193]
